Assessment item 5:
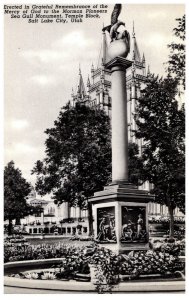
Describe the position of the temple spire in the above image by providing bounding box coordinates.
[87,75,90,93]
[96,24,108,68]
[142,53,146,76]
[77,65,86,99]
[132,21,135,38]
[132,21,141,62]
[142,53,145,63]
[91,62,94,72]
[71,87,74,97]
[87,75,91,87]
[147,65,151,76]
[102,27,107,65]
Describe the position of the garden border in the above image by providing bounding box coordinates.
[4,259,185,293]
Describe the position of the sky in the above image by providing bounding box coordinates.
[4,3,185,189]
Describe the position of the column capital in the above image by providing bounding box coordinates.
[105,56,132,72]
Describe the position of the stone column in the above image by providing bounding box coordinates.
[131,81,136,143]
[106,57,132,183]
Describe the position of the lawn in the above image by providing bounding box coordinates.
[25,237,93,247]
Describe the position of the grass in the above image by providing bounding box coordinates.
[25,237,93,247]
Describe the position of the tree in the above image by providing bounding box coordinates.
[32,103,142,234]
[32,104,112,234]
[4,161,33,235]
[135,75,185,237]
[166,15,185,89]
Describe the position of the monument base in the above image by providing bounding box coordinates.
[89,183,154,254]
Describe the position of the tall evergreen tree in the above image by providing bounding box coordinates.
[135,75,185,237]
[4,161,33,235]
[32,104,112,233]
[134,15,185,237]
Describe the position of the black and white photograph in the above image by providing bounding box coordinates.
[3,0,185,294]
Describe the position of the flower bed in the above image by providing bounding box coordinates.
[4,235,27,244]
[5,239,185,287]
[4,235,29,251]
[152,238,185,254]
[4,236,185,264]
[4,242,91,263]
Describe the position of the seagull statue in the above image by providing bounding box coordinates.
[102,4,122,34]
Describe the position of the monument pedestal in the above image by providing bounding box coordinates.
[89,183,154,254]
